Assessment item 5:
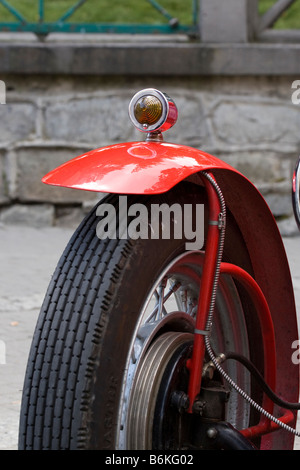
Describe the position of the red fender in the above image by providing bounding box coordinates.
[43,141,299,449]
[42,141,234,194]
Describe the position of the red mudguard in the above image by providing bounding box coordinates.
[42,141,234,194]
[43,141,299,449]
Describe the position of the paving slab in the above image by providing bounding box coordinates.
[0,224,299,450]
[0,224,73,450]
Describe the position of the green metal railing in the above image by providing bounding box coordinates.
[258,0,298,31]
[0,0,198,36]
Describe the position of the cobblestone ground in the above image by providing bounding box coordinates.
[0,224,299,450]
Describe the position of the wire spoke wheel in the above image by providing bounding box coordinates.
[117,250,252,449]
[18,185,260,450]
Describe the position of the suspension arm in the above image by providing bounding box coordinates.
[186,171,224,410]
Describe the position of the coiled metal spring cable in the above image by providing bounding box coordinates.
[201,171,300,438]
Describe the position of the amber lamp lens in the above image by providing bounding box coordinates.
[134,95,163,126]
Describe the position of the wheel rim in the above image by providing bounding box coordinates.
[116,251,251,449]
[127,331,193,449]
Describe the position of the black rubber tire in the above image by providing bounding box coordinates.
[18,184,202,449]
[18,182,261,450]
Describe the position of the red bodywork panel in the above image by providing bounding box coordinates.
[43,140,299,449]
[42,141,234,194]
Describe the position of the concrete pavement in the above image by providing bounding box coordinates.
[0,223,299,450]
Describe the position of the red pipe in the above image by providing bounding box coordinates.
[187,173,281,440]
[187,173,222,411]
[220,262,277,418]
[240,410,295,439]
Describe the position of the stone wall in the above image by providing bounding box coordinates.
[0,72,300,234]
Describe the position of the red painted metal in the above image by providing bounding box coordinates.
[215,171,299,450]
[186,186,278,436]
[221,261,297,442]
[219,262,277,435]
[186,173,222,411]
[240,410,295,440]
[42,141,235,195]
[42,140,299,448]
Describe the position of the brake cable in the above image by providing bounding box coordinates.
[224,351,300,410]
[201,171,300,437]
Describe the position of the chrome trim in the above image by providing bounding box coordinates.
[128,88,177,134]
[145,130,163,142]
